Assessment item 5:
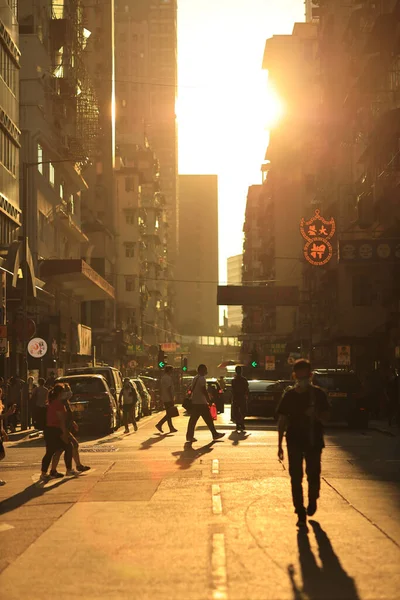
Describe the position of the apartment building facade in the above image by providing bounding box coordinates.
[11,0,115,375]
[240,22,320,369]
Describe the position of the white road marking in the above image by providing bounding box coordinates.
[0,523,15,532]
[211,533,228,600]
[212,484,222,515]
[212,459,219,474]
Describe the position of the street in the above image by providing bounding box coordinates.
[0,408,399,600]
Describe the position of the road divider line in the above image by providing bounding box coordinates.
[212,459,219,474]
[211,533,228,600]
[212,484,222,515]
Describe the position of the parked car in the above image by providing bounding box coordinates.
[65,366,123,402]
[56,374,119,434]
[139,376,160,411]
[312,369,368,428]
[246,380,278,418]
[132,377,152,416]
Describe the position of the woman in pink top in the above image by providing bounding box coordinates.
[40,384,73,482]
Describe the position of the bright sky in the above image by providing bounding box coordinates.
[177,0,305,285]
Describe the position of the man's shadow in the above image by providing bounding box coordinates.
[139,433,171,451]
[172,441,214,470]
[228,431,250,446]
[288,520,360,600]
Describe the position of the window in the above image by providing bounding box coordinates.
[125,276,135,291]
[0,45,17,93]
[352,275,371,306]
[125,177,134,192]
[125,242,135,258]
[68,194,75,215]
[38,211,46,242]
[37,144,43,173]
[125,211,135,224]
[49,163,55,186]
[0,131,17,176]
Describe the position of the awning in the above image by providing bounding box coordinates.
[40,259,115,301]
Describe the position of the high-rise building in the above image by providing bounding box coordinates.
[227,255,243,331]
[114,0,178,262]
[16,0,115,375]
[175,175,219,336]
[241,23,320,365]
[0,0,20,245]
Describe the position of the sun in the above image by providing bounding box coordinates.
[264,81,285,129]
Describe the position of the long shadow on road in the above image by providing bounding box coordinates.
[228,431,251,446]
[139,433,172,451]
[172,442,214,470]
[0,478,71,516]
[288,520,360,600]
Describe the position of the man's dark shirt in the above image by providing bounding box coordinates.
[277,385,330,450]
[231,375,249,401]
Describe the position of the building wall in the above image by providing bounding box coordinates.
[227,254,242,330]
[0,0,20,244]
[175,175,219,336]
[114,0,178,265]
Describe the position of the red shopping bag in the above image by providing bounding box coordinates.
[209,403,217,420]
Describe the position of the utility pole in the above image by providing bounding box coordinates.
[21,161,29,429]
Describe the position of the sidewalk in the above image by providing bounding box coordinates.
[370,419,399,436]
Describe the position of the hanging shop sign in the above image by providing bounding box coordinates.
[339,239,400,263]
[300,209,336,266]
[27,337,48,358]
[337,345,351,366]
[265,356,275,371]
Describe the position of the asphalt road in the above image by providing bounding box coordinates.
[0,408,399,600]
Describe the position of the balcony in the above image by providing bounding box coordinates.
[40,259,115,301]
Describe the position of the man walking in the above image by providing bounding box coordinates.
[231,365,249,432]
[156,365,178,434]
[277,359,330,528]
[186,364,225,443]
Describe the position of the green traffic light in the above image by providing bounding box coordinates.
[158,361,165,368]
[182,366,188,372]
[251,361,257,368]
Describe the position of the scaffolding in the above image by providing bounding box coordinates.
[49,0,99,164]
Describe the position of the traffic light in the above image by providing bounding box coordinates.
[158,347,166,369]
[182,357,188,372]
[250,349,259,368]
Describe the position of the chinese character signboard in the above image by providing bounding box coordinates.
[27,338,48,358]
[300,209,336,266]
[339,240,400,263]
[77,325,92,356]
[337,345,351,366]
[265,356,275,370]
[161,342,177,352]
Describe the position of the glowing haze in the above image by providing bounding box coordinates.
[178,0,305,285]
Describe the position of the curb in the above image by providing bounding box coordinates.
[370,425,398,437]
[7,429,41,442]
